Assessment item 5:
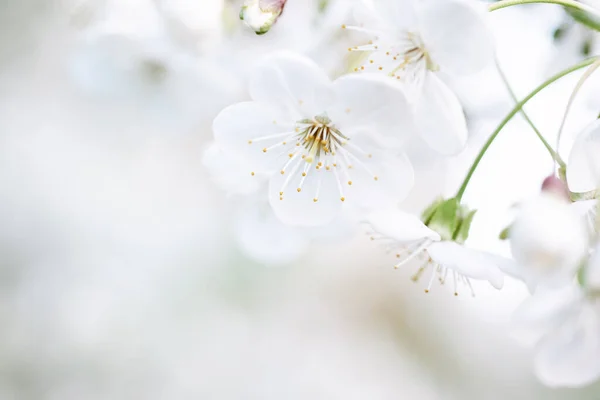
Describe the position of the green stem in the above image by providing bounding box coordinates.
[489,0,600,19]
[455,57,598,202]
[495,58,566,169]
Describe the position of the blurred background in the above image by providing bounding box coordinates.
[0,0,600,398]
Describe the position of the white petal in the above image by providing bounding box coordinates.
[366,209,440,243]
[327,74,418,149]
[511,285,583,347]
[534,300,600,387]
[348,151,415,210]
[509,194,588,290]
[427,242,505,289]
[268,166,343,227]
[417,0,494,76]
[234,198,310,265]
[213,101,291,172]
[353,0,417,31]
[202,142,262,195]
[249,51,334,119]
[567,119,600,193]
[415,73,468,155]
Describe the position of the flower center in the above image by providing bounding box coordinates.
[343,25,439,80]
[247,113,379,203]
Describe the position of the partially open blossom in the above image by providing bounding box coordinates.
[508,192,588,292]
[240,0,287,35]
[211,52,418,227]
[344,0,494,155]
[366,198,507,295]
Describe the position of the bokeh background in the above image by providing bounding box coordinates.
[0,0,600,398]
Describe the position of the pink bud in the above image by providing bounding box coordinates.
[541,175,569,200]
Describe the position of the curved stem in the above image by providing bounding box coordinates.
[455,57,598,202]
[556,60,600,152]
[489,0,600,19]
[495,58,566,169]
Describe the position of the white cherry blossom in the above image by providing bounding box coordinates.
[366,208,506,295]
[211,52,417,227]
[344,0,494,155]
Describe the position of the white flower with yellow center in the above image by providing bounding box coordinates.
[366,199,507,296]
[211,52,417,227]
[344,0,494,155]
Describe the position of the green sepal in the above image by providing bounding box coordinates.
[421,197,444,226]
[453,209,477,244]
[426,198,459,241]
[498,225,511,241]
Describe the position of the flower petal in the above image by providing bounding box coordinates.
[268,165,343,227]
[427,241,505,289]
[534,300,600,387]
[348,150,415,210]
[202,142,262,195]
[415,73,468,155]
[366,209,440,243]
[234,198,310,265]
[509,194,588,291]
[249,51,334,119]
[567,119,600,193]
[511,285,583,347]
[327,74,418,149]
[213,101,291,172]
[353,0,417,31]
[417,0,494,76]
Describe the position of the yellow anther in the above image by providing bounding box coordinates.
[297,188,302,193]
[313,198,318,203]
[341,24,346,29]
[280,170,285,175]
[340,197,346,202]
[248,140,253,144]
[251,172,255,176]
[288,153,293,158]
[369,60,374,64]
[262,148,267,153]
[348,181,352,185]
[302,172,306,177]
[374,176,379,181]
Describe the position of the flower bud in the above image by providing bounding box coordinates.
[541,175,570,201]
[240,0,287,35]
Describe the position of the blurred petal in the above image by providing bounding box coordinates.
[234,198,310,265]
[511,286,583,347]
[202,142,262,195]
[427,242,505,289]
[415,73,467,155]
[328,74,418,148]
[366,209,440,243]
[567,119,600,193]
[213,101,291,172]
[417,0,494,76]
[535,300,600,387]
[268,166,343,227]
[249,51,334,118]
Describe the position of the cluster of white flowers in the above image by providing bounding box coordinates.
[55,0,600,390]
[200,0,600,389]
